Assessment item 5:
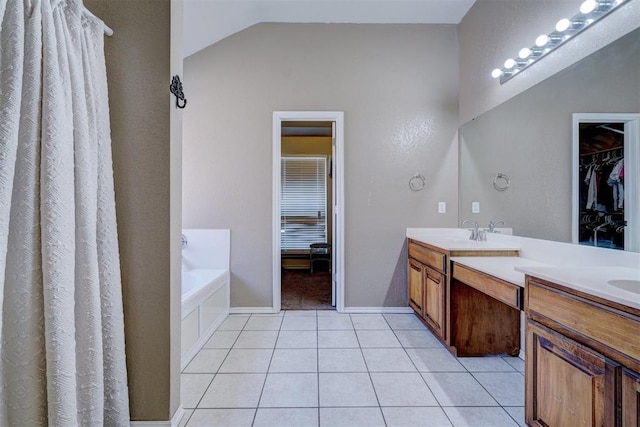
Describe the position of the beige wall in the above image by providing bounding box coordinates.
[83,0,182,421]
[183,23,460,309]
[458,0,640,125]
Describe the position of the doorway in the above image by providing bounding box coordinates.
[272,112,344,312]
[572,113,640,252]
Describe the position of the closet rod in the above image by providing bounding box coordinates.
[579,146,623,157]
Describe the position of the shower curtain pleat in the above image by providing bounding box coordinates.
[0,1,130,425]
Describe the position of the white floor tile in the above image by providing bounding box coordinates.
[350,314,390,330]
[216,315,249,331]
[383,314,426,330]
[284,310,318,317]
[276,330,317,348]
[382,407,453,427]
[218,349,273,373]
[178,409,193,427]
[281,316,317,330]
[259,373,319,407]
[317,310,342,316]
[472,372,525,406]
[181,374,214,409]
[405,348,466,372]
[253,408,319,427]
[503,356,525,372]
[183,349,229,374]
[319,373,378,407]
[318,330,359,348]
[503,406,526,427]
[251,312,284,317]
[198,374,266,408]
[244,316,283,331]
[233,330,278,349]
[203,330,241,349]
[318,348,367,372]
[317,316,354,330]
[320,407,385,427]
[269,349,317,373]
[394,329,443,348]
[457,356,516,372]
[185,409,255,426]
[362,348,416,372]
[443,407,519,427]
[356,330,401,348]
[421,372,499,407]
[370,373,439,406]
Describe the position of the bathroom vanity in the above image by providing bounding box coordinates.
[407,228,640,426]
[406,230,521,356]
[519,267,640,427]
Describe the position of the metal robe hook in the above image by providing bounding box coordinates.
[170,75,187,109]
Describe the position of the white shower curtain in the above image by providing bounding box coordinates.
[0,0,130,425]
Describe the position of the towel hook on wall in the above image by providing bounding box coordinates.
[493,173,510,192]
[170,75,187,109]
[409,174,426,192]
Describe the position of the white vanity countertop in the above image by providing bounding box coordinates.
[516,266,640,310]
[406,228,521,252]
[451,257,553,288]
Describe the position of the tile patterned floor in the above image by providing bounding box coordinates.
[180,311,525,427]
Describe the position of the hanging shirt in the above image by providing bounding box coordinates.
[585,165,598,210]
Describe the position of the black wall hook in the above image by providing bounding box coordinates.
[170,75,187,109]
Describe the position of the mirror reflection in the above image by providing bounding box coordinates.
[459,28,640,251]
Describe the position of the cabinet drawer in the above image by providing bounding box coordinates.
[408,242,446,273]
[453,264,521,310]
[526,280,640,363]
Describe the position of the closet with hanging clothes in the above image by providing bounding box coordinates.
[577,123,626,250]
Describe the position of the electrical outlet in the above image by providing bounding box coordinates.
[438,202,446,213]
[472,202,480,213]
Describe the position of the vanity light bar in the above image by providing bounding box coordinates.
[492,0,629,84]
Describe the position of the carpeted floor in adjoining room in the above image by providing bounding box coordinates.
[281,269,332,310]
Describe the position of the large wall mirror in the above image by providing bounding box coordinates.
[459,28,640,252]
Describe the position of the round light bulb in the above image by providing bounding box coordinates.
[504,58,516,69]
[518,48,531,59]
[580,0,597,14]
[491,68,503,78]
[535,34,549,47]
[556,18,571,32]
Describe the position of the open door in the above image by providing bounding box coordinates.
[331,121,337,306]
[273,111,344,313]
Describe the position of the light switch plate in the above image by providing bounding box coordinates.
[472,202,480,213]
[438,202,446,213]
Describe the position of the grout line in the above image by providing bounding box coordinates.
[250,314,281,426]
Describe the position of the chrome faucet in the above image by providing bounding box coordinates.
[488,220,505,233]
[461,220,484,241]
[181,233,188,249]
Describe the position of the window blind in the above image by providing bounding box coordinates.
[281,156,327,251]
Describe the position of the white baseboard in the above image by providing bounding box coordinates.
[342,307,414,314]
[230,307,279,314]
[130,405,184,427]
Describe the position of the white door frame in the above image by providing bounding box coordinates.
[272,111,345,313]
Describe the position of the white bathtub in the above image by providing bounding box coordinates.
[181,230,230,370]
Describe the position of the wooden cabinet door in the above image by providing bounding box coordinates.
[408,259,424,316]
[622,368,640,427]
[526,320,617,427]
[424,266,445,338]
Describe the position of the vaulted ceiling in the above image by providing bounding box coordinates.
[183,0,476,57]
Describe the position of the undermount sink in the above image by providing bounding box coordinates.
[607,279,640,294]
